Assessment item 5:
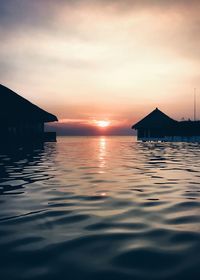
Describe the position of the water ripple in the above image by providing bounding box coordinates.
[0,137,200,279]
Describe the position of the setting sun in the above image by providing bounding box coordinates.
[96,121,110,128]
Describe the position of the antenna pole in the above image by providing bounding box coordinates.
[194,88,196,121]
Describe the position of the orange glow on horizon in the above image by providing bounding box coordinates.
[96,120,110,128]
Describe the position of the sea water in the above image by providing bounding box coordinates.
[0,136,200,280]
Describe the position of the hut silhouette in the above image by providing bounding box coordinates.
[132,108,200,142]
[0,84,58,143]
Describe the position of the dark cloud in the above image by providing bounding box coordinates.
[1,0,200,31]
[0,1,48,31]
[46,122,133,136]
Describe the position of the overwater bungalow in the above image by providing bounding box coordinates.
[132,108,200,142]
[0,84,58,143]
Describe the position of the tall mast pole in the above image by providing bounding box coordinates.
[194,88,196,121]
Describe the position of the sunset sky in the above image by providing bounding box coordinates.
[1,0,200,135]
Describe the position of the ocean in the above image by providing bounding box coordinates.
[0,136,200,280]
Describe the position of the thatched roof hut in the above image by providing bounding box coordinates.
[132,108,200,141]
[132,108,177,129]
[0,84,58,143]
[0,84,57,124]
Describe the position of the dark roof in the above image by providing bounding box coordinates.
[132,108,177,129]
[179,120,200,128]
[0,84,58,124]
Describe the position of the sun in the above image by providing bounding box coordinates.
[96,120,110,128]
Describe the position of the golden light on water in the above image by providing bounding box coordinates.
[98,137,106,171]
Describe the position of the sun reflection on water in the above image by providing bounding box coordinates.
[98,137,107,172]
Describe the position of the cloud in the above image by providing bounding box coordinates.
[1,0,200,32]
[1,0,200,127]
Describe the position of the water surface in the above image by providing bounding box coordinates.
[0,136,200,280]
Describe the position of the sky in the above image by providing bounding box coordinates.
[0,0,200,135]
